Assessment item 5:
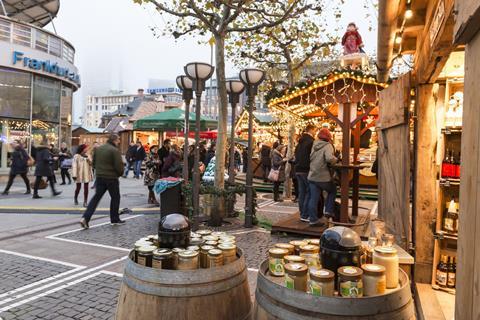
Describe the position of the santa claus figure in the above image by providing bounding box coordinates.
[342,22,364,55]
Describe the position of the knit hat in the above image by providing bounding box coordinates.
[318,128,332,142]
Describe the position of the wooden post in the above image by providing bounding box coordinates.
[283,120,295,199]
[455,30,480,320]
[340,103,351,223]
[413,84,438,283]
[352,122,361,217]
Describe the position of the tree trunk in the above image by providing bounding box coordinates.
[214,36,228,189]
[282,63,296,199]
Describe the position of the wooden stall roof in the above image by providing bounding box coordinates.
[268,70,388,119]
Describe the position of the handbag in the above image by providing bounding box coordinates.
[268,168,280,182]
[27,156,35,167]
[61,158,73,169]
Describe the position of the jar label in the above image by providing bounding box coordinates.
[376,279,386,294]
[152,259,162,269]
[269,258,285,276]
[444,218,454,232]
[436,270,447,286]
[308,280,323,296]
[285,274,294,289]
[137,256,146,266]
[340,281,363,297]
[447,273,456,287]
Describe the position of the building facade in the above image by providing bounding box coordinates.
[82,91,136,127]
[0,3,80,173]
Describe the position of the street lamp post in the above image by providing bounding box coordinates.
[226,80,245,185]
[184,62,215,230]
[239,68,265,228]
[176,75,193,181]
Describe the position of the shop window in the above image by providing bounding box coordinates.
[35,30,48,53]
[32,75,61,123]
[62,42,75,63]
[0,68,31,119]
[31,120,58,147]
[0,18,11,42]
[0,119,31,170]
[49,36,62,57]
[12,23,31,47]
[61,84,73,126]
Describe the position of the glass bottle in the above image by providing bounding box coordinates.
[447,256,456,288]
[436,255,448,288]
[443,198,458,234]
[442,149,450,178]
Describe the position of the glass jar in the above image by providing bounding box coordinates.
[373,246,399,289]
[299,244,320,268]
[208,249,224,267]
[284,263,308,292]
[137,245,156,267]
[338,266,363,297]
[284,255,306,265]
[171,247,185,270]
[361,264,386,296]
[218,243,237,264]
[134,240,151,263]
[275,243,295,255]
[152,249,174,269]
[200,245,214,268]
[308,268,335,297]
[289,240,308,255]
[381,234,395,247]
[269,248,289,276]
[177,250,199,270]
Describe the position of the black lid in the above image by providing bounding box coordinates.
[159,213,191,233]
[320,226,361,251]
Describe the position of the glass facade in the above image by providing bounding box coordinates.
[0,68,73,171]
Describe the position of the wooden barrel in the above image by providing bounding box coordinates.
[116,249,252,320]
[254,260,415,320]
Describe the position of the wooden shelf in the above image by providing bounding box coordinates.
[441,127,462,134]
[434,232,458,241]
[439,178,460,187]
[432,284,456,295]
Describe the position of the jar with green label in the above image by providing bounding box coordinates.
[268,248,289,276]
[284,263,308,292]
[338,266,363,297]
[152,249,173,269]
[208,249,224,267]
[299,244,321,268]
[308,268,335,297]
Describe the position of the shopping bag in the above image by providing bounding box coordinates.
[268,169,280,182]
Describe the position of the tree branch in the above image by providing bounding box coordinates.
[149,0,191,18]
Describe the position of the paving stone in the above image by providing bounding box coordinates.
[0,252,74,294]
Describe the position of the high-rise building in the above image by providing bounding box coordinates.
[82,91,136,127]
[0,1,80,173]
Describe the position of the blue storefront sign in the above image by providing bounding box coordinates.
[12,51,81,85]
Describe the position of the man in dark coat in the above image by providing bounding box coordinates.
[123,141,136,178]
[157,139,171,173]
[2,140,31,195]
[260,143,272,182]
[133,140,146,179]
[58,142,72,185]
[33,143,61,199]
[80,134,125,229]
[294,124,316,222]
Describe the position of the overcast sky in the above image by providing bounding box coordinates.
[44,0,378,123]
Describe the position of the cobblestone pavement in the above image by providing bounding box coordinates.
[0,273,121,320]
[0,252,74,294]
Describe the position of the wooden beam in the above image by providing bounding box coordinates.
[401,37,417,54]
[377,0,401,83]
[454,0,480,44]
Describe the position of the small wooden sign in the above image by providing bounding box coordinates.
[429,0,446,47]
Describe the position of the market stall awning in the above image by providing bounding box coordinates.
[165,130,217,140]
[133,108,217,131]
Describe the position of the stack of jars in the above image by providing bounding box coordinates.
[133,230,238,270]
[267,239,397,298]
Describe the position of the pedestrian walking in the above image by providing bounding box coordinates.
[133,141,146,179]
[49,143,59,184]
[270,144,287,202]
[294,124,316,222]
[2,140,31,195]
[123,141,136,178]
[72,144,93,207]
[260,143,272,182]
[144,146,160,205]
[32,142,62,199]
[58,142,72,185]
[306,128,338,226]
[80,134,125,229]
[161,144,182,178]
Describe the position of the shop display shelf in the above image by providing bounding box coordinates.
[439,178,460,187]
[441,127,462,135]
[432,284,456,295]
[434,231,458,241]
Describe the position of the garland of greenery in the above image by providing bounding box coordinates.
[265,67,388,103]
[181,181,258,224]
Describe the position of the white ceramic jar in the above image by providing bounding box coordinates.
[372,246,399,289]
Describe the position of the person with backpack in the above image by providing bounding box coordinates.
[2,140,31,195]
[306,128,338,226]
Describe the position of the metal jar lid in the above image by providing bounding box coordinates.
[197,229,212,236]
[284,263,308,276]
[137,245,157,254]
[186,245,200,252]
[269,248,289,259]
[289,240,308,248]
[374,246,398,255]
[200,245,215,253]
[275,243,294,251]
[284,255,306,264]
[309,268,335,282]
[211,231,226,237]
[300,244,320,253]
[218,243,236,251]
[361,264,386,276]
[338,266,363,280]
[203,235,219,242]
[307,239,320,245]
[208,249,223,256]
[172,247,185,254]
[178,250,199,258]
[153,248,172,257]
